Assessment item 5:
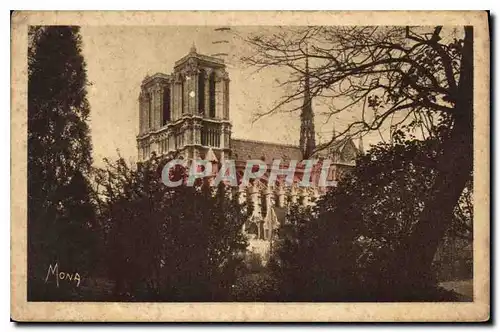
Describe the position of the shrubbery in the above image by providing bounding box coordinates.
[268,137,472,301]
[93,155,249,301]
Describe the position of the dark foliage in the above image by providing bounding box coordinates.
[27,26,97,300]
[269,135,472,301]
[93,155,249,301]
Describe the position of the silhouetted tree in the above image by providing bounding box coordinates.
[93,155,248,301]
[28,26,96,300]
[270,132,471,301]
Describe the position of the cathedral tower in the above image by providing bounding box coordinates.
[137,45,231,162]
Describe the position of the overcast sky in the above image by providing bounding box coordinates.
[80,26,388,166]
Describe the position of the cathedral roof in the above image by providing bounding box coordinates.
[230,138,303,162]
[230,137,361,163]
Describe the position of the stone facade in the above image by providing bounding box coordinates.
[137,45,231,163]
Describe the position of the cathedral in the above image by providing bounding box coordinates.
[136,46,362,261]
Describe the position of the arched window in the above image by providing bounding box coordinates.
[201,123,221,147]
[209,71,216,118]
[181,77,185,114]
[162,86,171,125]
[224,79,229,119]
[198,69,205,115]
[148,92,154,128]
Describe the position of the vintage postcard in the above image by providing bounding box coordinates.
[11,11,490,322]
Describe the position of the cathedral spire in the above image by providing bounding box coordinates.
[299,51,316,159]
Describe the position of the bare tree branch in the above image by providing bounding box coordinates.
[241,26,465,154]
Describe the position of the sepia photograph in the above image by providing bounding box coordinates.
[11,11,490,322]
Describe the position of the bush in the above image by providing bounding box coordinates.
[268,139,472,301]
[94,155,249,301]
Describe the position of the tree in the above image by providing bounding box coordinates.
[28,26,95,299]
[243,26,473,285]
[270,135,472,300]
[93,155,249,301]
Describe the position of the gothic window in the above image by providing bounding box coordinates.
[142,145,150,160]
[161,138,168,154]
[201,123,220,147]
[162,87,171,125]
[198,69,205,115]
[181,78,185,114]
[209,71,216,118]
[177,131,182,149]
[179,130,185,148]
[224,79,229,119]
[148,92,154,128]
[201,126,206,146]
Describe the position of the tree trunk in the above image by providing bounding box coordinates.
[397,26,474,288]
